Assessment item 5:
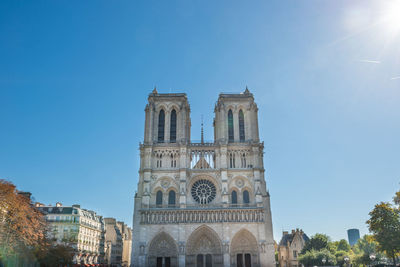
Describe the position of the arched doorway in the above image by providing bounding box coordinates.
[148,232,179,267]
[186,225,224,267]
[230,229,259,267]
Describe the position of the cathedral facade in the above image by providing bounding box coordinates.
[132,89,275,267]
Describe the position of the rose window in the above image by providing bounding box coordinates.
[191,179,216,204]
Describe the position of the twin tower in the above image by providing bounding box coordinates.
[132,88,275,267]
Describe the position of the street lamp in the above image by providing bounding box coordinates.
[322,258,326,265]
[369,254,376,261]
[344,256,350,267]
[370,254,376,267]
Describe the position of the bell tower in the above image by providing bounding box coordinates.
[143,88,191,144]
[213,88,260,143]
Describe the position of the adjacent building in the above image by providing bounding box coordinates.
[132,89,275,267]
[104,217,132,267]
[278,229,309,267]
[347,229,360,246]
[36,203,133,266]
[37,203,106,265]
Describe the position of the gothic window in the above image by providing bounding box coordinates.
[241,153,247,168]
[156,190,163,206]
[243,190,250,204]
[229,153,236,168]
[191,179,216,204]
[156,154,163,168]
[170,154,177,168]
[158,110,165,142]
[168,190,176,206]
[231,190,238,204]
[239,109,245,142]
[228,109,234,142]
[170,109,177,143]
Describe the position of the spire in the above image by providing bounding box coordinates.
[152,86,158,94]
[244,86,250,95]
[201,115,204,144]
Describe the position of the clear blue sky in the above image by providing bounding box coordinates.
[1,0,399,242]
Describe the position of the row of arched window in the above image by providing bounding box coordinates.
[231,190,250,205]
[158,109,177,143]
[155,154,178,168]
[228,109,245,142]
[155,189,250,206]
[156,190,176,206]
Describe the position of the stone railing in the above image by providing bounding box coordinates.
[139,207,264,224]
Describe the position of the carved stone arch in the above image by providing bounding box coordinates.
[230,229,259,266]
[154,176,178,189]
[148,232,178,267]
[237,105,247,114]
[226,105,236,113]
[155,104,168,113]
[168,103,181,113]
[151,186,164,206]
[241,186,253,205]
[228,175,249,189]
[185,225,224,267]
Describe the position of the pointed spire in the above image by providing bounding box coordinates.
[244,86,250,95]
[201,115,204,144]
[152,86,158,94]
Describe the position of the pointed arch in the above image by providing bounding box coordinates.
[168,190,176,206]
[230,229,259,267]
[186,225,222,255]
[243,190,250,204]
[148,232,178,267]
[228,109,234,142]
[239,109,245,142]
[156,190,163,206]
[158,109,165,142]
[231,190,238,204]
[170,109,177,143]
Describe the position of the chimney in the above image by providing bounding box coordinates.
[292,229,295,234]
[283,231,289,236]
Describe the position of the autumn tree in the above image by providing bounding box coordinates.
[0,179,47,264]
[367,200,400,265]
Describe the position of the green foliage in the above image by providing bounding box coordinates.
[301,234,331,254]
[335,250,352,267]
[298,249,336,267]
[336,239,351,252]
[367,201,400,264]
[35,244,75,267]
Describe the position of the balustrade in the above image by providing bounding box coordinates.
[139,207,264,224]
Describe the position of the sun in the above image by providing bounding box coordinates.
[379,0,400,36]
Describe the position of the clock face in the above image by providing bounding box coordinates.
[191,179,216,204]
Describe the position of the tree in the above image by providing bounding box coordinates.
[336,239,351,252]
[301,234,331,254]
[35,244,75,267]
[367,201,400,265]
[299,249,336,267]
[352,235,385,267]
[0,180,47,264]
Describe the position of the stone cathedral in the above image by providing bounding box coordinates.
[132,88,275,267]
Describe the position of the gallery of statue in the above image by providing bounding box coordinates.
[131,89,275,267]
